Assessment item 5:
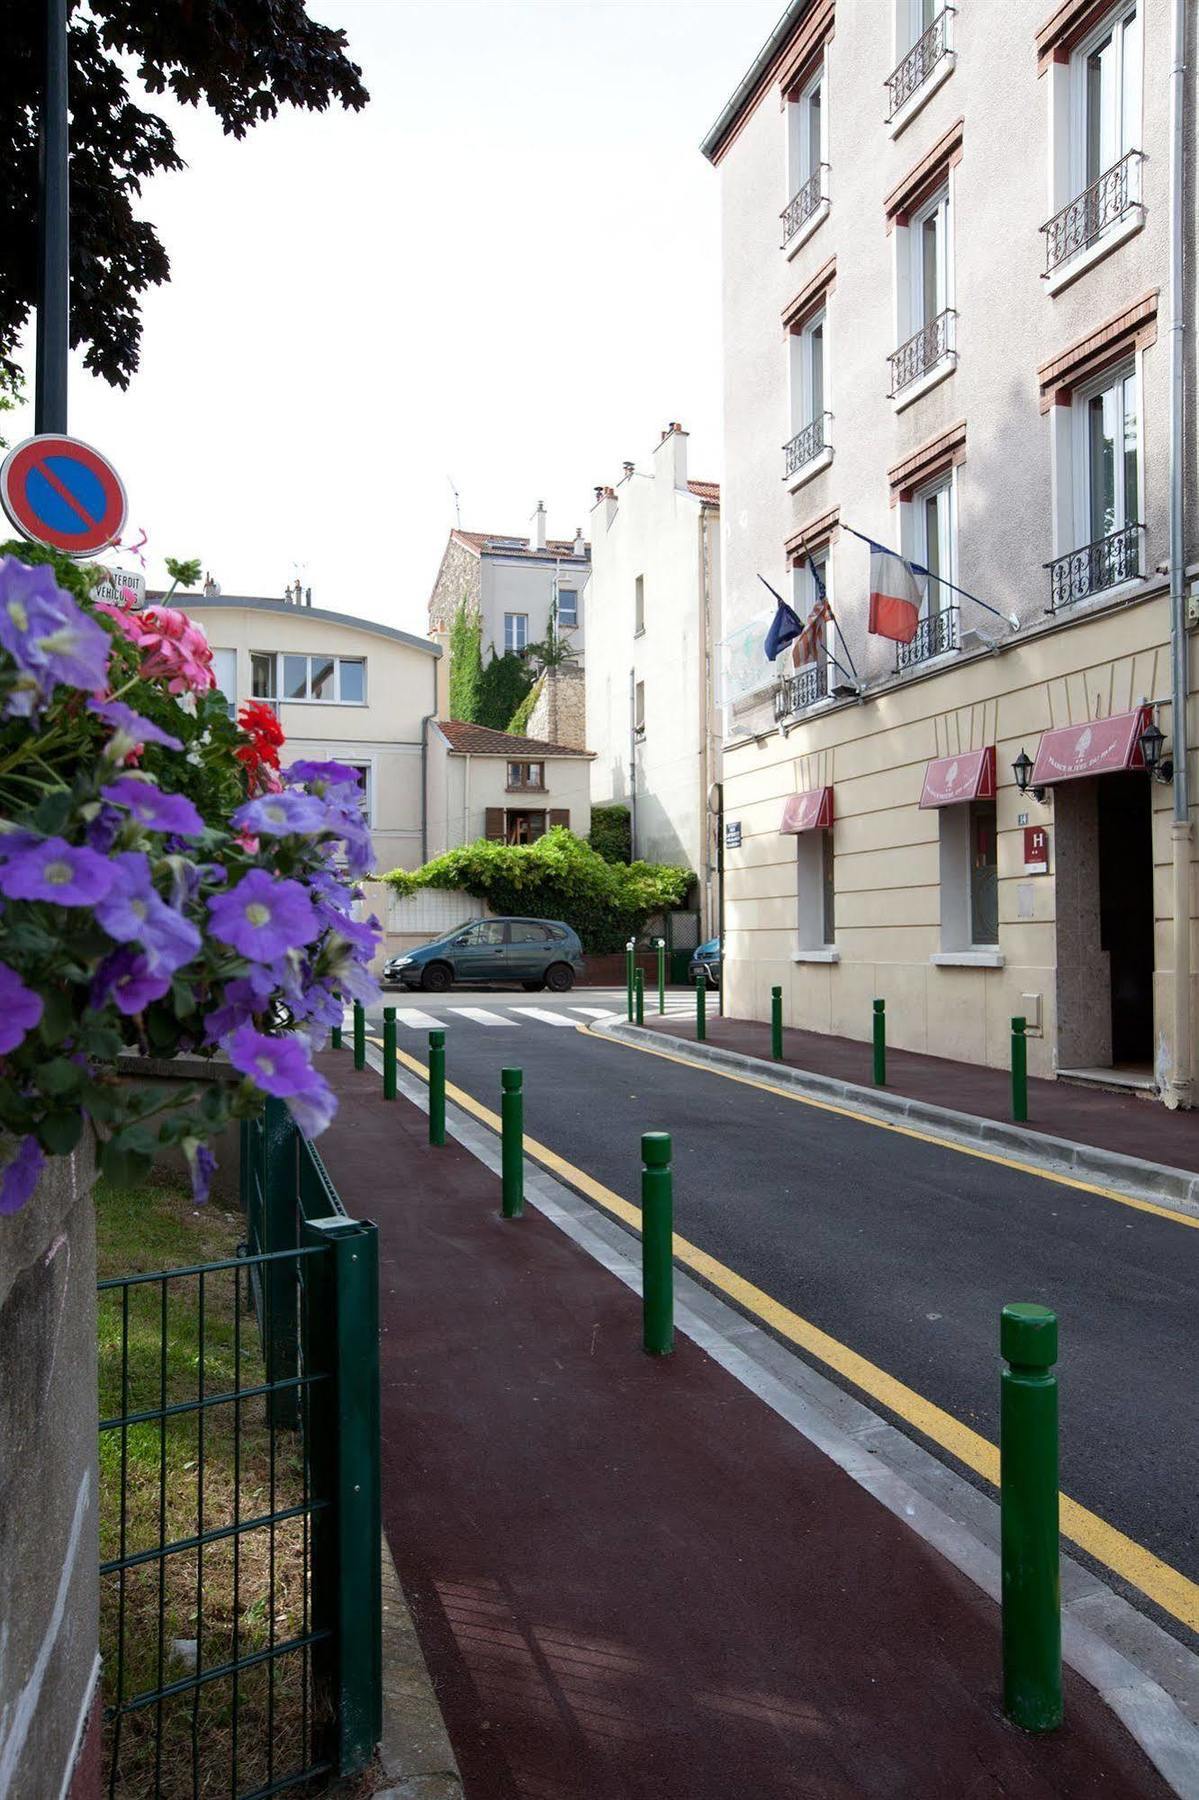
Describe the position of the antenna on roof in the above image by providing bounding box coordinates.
[447,474,462,528]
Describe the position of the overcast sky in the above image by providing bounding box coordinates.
[11,0,779,636]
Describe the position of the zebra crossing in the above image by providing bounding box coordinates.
[363,995,697,1034]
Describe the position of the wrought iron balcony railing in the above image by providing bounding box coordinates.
[896,604,959,671]
[781,165,829,246]
[1040,151,1144,276]
[1045,523,1142,613]
[886,7,954,120]
[888,309,955,396]
[784,411,833,480]
[774,661,829,720]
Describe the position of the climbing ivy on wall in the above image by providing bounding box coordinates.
[447,598,482,722]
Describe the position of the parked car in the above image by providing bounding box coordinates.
[383,918,584,993]
[688,937,721,989]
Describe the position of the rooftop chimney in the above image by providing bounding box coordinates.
[572,527,586,557]
[653,420,689,491]
[531,499,547,552]
[621,461,634,481]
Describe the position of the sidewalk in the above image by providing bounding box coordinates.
[632,1009,1199,1178]
[316,1055,1173,1799]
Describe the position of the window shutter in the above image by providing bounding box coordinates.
[484,807,505,842]
[548,809,570,830]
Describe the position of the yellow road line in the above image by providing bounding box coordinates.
[576,1021,1199,1233]
[387,1037,1199,1634]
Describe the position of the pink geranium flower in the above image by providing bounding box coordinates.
[97,602,215,695]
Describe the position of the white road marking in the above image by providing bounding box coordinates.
[454,1007,517,1027]
[512,1007,581,1027]
[393,1009,448,1030]
[571,1007,620,1018]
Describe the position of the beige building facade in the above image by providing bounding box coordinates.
[424,720,593,857]
[585,425,722,934]
[704,0,1197,1101]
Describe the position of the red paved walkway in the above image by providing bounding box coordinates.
[317,1056,1172,1800]
[640,1013,1199,1174]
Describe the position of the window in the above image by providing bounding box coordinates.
[1043,5,1143,279]
[777,555,832,717]
[937,799,998,954]
[634,679,645,735]
[1075,5,1141,193]
[506,761,545,790]
[509,922,550,944]
[796,827,835,950]
[634,575,645,635]
[461,920,507,946]
[1049,361,1142,608]
[786,310,830,481]
[783,63,828,245]
[969,801,998,947]
[254,652,366,704]
[210,648,237,717]
[898,475,958,666]
[343,762,372,826]
[505,811,546,845]
[890,185,954,398]
[558,587,578,628]
[887,0,954,123]
[504,613,528,655]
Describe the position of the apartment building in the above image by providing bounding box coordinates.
[585,424,722,934]
[704,0,1195,1102]
[427,503,589,667]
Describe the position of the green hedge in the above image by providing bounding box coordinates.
[476,650,535,729]
[588,802,631,865]
[507,675,541,735]
[384,828,692,954]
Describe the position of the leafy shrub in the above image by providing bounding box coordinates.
[384,828,691,954]
[476,650,535,730]
[588,803,631,865]
[507,675,541,735]
[447,598,482,721]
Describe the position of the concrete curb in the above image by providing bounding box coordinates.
[597,1020,1199,1220]
[371,1044,1199,1800]
[373,1534,464,1799]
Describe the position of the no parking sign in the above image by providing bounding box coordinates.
[0,433,127,559]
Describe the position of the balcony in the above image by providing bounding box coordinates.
[781,164,830,251]
[774,661,829,721]
[1040,151,1144,283]
[888,309,956,402]
[1045,524,1142,613]
[896,604,959,672]
[783,412,833,489]
[886,7,954,125]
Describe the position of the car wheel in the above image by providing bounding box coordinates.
[420,962,452,993]
[544,962,575,994]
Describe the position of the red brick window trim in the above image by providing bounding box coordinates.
[782,257,836,334]
[1036,292,1158,413]
[887,423,967,505]
[1035,0,1117,73]
[778,0,835,102]
[884,119,964,233]
[785,506,840,567]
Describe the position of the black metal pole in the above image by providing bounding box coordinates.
[35,0,69,434]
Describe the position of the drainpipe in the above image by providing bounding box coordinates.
[629,666,638,859]
[421,656,437,862]
[1165,0,1191,1109]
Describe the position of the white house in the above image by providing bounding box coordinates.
[427,504,589,667]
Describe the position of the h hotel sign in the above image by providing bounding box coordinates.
[1024,825,1049,874]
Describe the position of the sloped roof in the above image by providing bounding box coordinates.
[437,720,593,759]
[687,480,720,505]
[451,529,589,562]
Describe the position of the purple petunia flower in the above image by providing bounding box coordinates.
[87,698,183,753]
[0,961,43,1054]
[183,1138,217,1205]
[0,557,111,701]
[232,790,332,837]
[207,869,319,962]
[94,851,200,971]
[100,777,205,838]
[284,759,362,789]
[90,947,173,1015]
[0,1134,44,1215]
[283,1076,337,1138]
[0,837,115,906]
[223,1024,336,1137]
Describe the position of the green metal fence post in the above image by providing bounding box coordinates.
[353,1000,365,1071]
[696,974,707,1042]
[626,939,635,1021]
[1011,1016,1029,1123]
[657,938,666,1014]
[382,1006,397,1100]
[771,985,783,1060]
[428,1030,446,1147]
[302,1216,383,1773]
[331,1009,342,1051]
[634,968,645,1026]
[641,1131,674,1355]
[872,998,886,1086]
[262,1097,299,1428]
[1000,1302,1062,1733]
[501,1068,524,1218]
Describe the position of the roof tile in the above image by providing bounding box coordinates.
[438,720,593,758]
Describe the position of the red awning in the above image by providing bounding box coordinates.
[780,787,834,833]
[1030,707,1150,786]
[919,746,996,809]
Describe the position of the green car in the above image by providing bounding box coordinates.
[383,917,584,994]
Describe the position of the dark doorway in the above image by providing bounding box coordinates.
[1097,772,1154,1064]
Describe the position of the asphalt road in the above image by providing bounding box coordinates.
[367,988,1199,1640]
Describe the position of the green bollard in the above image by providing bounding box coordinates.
[657,938,666,1014]
[872,997,885,1086]
[501,1068,524,1218]
[428,1030,446,1147]
[771,985,783,1061]
[353,1000,366,1071]
[331,1017,342,1050]
[383,1006,397,1100]
[695,974,707,1042]
[634,968,645,1026]
[1000,1303,1062,1732]
[1011,1016,1029,1123]
[626,940,635,1021]
[641,1131,674,1356]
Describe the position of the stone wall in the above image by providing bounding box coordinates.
[427,537,480,636]
[526,665,587,750]
[0,1144,100,1798]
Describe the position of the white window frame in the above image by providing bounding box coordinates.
[790,308,827,436]
[504,613,528,655]
[909,185,950,335]
[796,826,836,952]
[901,470,957,623]
[933,799,1003,964]
[634,575,645,636]
[1070,358,1141,551]
[263,652,368,706]
[1069,3,1142,198]
[789,552,837,695]
[788,63,826,198]
[557,586,578,628]
[343,760,374,827]
[634,679,645,734]
[210,647,238,715]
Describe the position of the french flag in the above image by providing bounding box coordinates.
[867,541,927,645]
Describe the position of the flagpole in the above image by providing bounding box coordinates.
[839,522,1019,631]
[794,537,861,685]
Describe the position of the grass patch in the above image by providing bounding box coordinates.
[97,1172,321,1798]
